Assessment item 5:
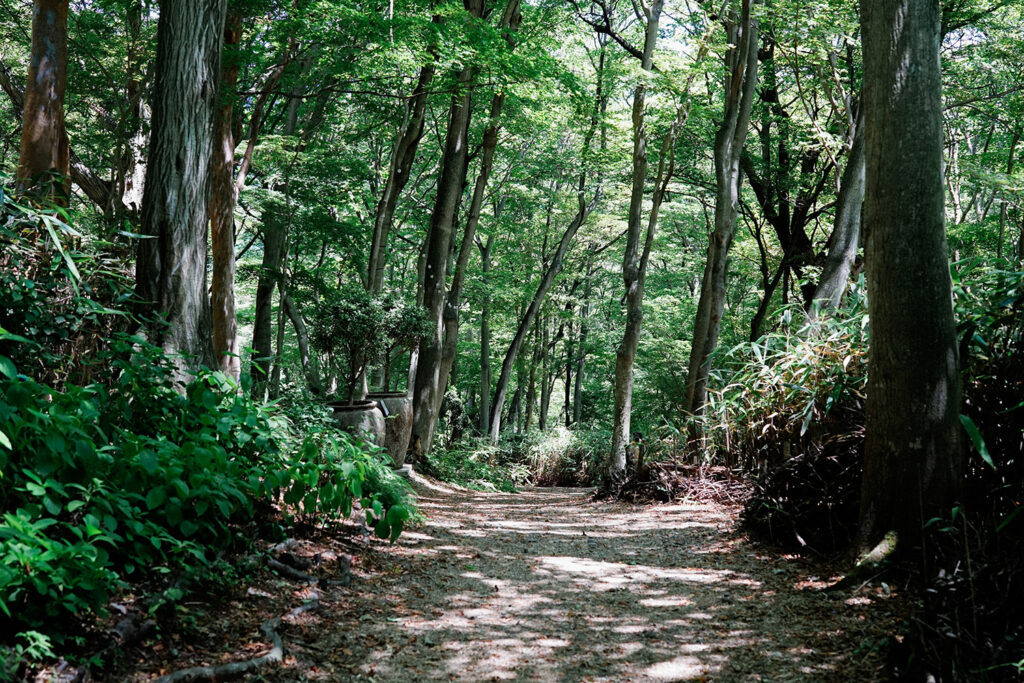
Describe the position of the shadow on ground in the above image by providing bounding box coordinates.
[273,484,899,682]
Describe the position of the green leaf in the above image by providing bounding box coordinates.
[0,355,16,378]
[0,429,11,450]
[959,414,995,470]
[139,450,159,475]
[374,520,390,539]
[145,487,167,510]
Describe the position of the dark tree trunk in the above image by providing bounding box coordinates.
[858,0,962,557]
[135,0,226,381]
[210,10,242,381]
[410,0,483,453]
[17,0,70,202]
[684,0,759,418]
[477,236,493,434]
[367,59,436,295]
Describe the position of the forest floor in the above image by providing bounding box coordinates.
[125,474,906,682]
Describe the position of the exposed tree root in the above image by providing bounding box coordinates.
[153,592,319,683]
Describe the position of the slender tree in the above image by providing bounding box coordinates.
[684,0,759,419]
[410,0,485,453]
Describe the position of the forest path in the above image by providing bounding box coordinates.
[276,477,901,682]
[137,479,902,682]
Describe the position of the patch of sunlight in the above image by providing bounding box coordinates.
[644,655,707,680]
[535,637,570,647]
[537,556,737,585]
[639,596,694,608]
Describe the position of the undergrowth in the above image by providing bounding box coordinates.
[0,194,414,677]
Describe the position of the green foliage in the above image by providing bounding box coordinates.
[309,283,387,401]
[424,437,530,492]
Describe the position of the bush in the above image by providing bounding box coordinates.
[0,199,416,669]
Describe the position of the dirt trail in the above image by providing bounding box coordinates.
[136,477,902,682]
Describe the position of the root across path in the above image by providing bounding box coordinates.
[134,476,903,682]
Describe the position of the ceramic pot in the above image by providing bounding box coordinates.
[366,392,413,467]
[328,400,385,447]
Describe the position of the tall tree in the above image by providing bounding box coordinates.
[684,0,759,419]
[410,0,485,453]
[16,0,69,201]
[606,0,664,483]
[135,0,227,380]
[209,9,243,381]
[857,0,962,555]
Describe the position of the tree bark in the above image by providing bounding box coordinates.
[410,0,484,454]
[809,106,866,317]
[857,0,962,557]
[683,0,759,419]
[367,59,437,295]
[477,236,493,434]
[135,0,226,381]
[606,0,664,483]
[210,9,242,381]
[17,0,70,202]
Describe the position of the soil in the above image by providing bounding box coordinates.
[123,474,905,682]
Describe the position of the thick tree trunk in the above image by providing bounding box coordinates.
[135,0,226,381]
[858,0,961,556]
[367,61,436,295]
[684,1,759,419]
[17,0,70,201]
[810,107,866,317]
[210,10,242,381]
[411,1,482,453]
[413,0,520,453]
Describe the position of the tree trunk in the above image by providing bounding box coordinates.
[135,0,226,381]
[250,71,303,399]
[282,288,321,394]
[210,10,242,381]
[410,0,483,454]
[857,0,962,558]
[17,0,70,202]
[487,181,600,441]
[683,0,759,419]
[810,106,866,317]
[367,59,436,295]
[573,260,594,425]
[413,0,520,453]
[477,236,493,434]
[251,205,287,397]
[539,314,551,431]
[606,0,664,483]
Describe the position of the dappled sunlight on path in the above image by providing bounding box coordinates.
[278,483,898,682]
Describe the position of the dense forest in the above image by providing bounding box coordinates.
[0,0,1022,679]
